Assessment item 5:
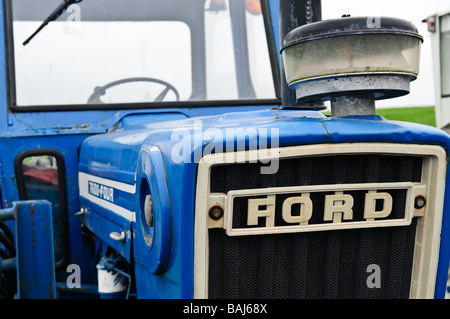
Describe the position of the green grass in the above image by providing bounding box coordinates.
[376,106,436,127]
[322,106,437,127]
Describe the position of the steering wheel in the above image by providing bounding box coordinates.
[87,77,180,104]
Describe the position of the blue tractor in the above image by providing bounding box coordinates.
[0,0,449,299]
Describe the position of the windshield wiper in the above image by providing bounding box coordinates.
[23,0,83,46]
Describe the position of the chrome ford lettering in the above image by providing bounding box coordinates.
[324,192,354,223]
[364,191,393,221]
[281,194,313,225]
[247,195,276,227]
[247,191,393,227]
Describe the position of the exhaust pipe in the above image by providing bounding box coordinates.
[279,0,324,109]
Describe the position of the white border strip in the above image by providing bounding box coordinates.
[79,172,136,222]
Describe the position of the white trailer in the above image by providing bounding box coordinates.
[425,8,450,131]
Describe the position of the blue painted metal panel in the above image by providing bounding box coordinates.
[133,146,177,297]
[0,201,57,299]
[134,145,173,275]
[82,204,132,260]
[0,0,10,136]
[15,201,57,299]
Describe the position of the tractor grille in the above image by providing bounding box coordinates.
[207,154,422,299]
[208,222,417,299]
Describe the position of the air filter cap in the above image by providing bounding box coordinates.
[280,16,423,103]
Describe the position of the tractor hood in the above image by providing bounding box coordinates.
[78,108,449,186]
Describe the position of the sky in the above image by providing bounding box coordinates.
[321,0,450,108]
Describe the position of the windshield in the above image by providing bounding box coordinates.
[9,0,278,109]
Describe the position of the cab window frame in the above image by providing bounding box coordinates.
[14,148,70,270]
[4,0,280,112]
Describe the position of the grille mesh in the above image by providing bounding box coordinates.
[208,154,422,299]
[210,155,422,192]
